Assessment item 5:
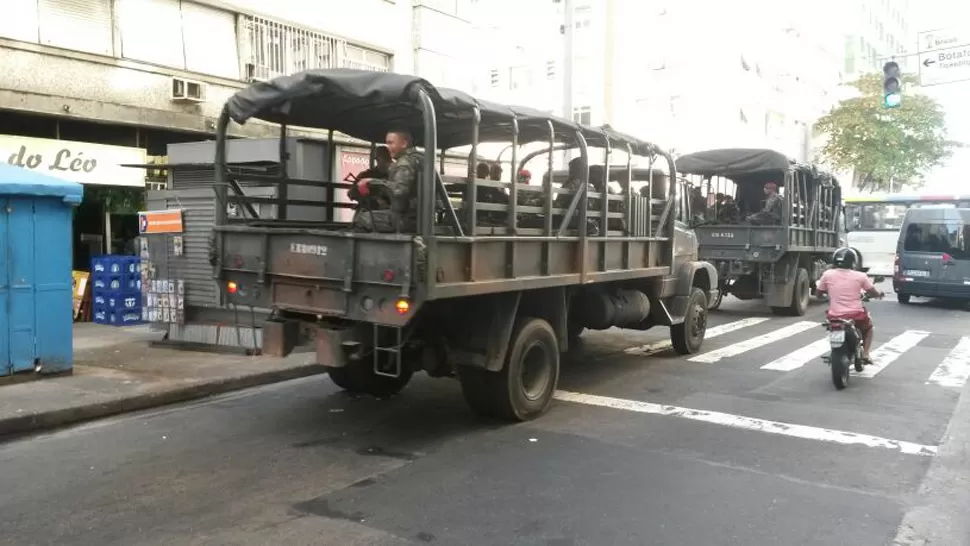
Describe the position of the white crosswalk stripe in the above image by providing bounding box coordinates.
[855,330,930,379]
[615,318,967,389]
[760,338,830,372]
[624,317,769,356]
[926,337,970,388]
[688,321,818,364]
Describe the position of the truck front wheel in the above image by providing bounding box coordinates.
[671,287,708,355]
[327,356,413,399]
[459,317,560,422]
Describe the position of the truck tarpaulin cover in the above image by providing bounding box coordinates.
[222,69,665,154]
[675,148,795,178]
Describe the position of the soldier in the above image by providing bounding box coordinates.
[350,129,422,233]
[746,181,783,225]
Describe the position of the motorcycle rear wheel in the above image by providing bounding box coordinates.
[831,350,850,390]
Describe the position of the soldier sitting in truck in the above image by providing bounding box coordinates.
[716,194,740,224]
[349,129,422,233]
[745,181,783,225]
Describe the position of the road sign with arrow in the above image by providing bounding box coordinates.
[918,28,970,86]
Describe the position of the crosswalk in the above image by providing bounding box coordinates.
[622,317,970,389]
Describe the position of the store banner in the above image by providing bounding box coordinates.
[0,134,147,187]
[138,209,184,234]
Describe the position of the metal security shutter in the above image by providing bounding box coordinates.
[1,0,39,42]
[38,0,113,56]
[117,0,184,69]
[176,197,219,308]
[181,1,239,79]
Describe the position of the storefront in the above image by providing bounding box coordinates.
[0,134,147,270]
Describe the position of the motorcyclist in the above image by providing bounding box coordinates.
[816,247,884,363]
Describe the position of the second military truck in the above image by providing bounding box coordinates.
[676,149,842,316]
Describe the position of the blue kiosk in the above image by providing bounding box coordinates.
[0,163,83,377]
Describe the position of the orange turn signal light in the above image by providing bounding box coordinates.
[394,298,410,315]
[227,281,238,294]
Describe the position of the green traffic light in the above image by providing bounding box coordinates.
[884,93,902,108]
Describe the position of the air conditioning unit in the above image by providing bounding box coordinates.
[171,77,207,103]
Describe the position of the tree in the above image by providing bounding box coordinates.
[813,73,955,193]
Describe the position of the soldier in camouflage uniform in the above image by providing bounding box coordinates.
[350,130,423,233]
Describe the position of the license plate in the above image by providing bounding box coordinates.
[903,269,930,277]
[829,330,846,344]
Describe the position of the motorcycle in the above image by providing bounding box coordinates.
[821,293,872,390]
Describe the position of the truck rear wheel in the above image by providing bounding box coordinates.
[458,317,560,422]
[327,357,413,399]
[671,287,708,355]
[772,267,811,317]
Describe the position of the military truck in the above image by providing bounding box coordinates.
[210,69,718,421]
[675,149,842,316]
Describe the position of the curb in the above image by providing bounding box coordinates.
[0,363,328,438]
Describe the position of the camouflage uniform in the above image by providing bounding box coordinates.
[352,148,423,233]
[747,193,783,225]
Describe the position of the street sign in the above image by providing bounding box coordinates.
[920,28,970,53]
[918,28,970,86]
[919,45,970,86]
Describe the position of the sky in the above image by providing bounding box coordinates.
[915,0,969,193]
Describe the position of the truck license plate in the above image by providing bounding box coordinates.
[903,269,930,277]
[829,330,846,344]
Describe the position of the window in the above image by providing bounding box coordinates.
[240,15,389,81]
[546,60,556,80]
[1,0,40,43]
[903,221,970,259]
[509,65,532,90]
[38,0,113,56]
[845,203,908,231]
[572,106,591,125]
[489,69,500,87]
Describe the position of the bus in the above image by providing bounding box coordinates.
[844,193,970,278]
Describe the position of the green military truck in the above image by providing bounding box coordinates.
[676,149,842,316]
[210,69,718,421]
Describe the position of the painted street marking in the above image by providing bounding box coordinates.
[761,338,830,371]
[624,317,770,356]
[554,390,937,457]
[856,330,931,379]
[926,336,970,388]
[688,321,818,364]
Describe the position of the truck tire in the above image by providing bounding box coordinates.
[458,317,560,422]
[772,267,811,317]
[327,358,413,399]
[671,287,708,355]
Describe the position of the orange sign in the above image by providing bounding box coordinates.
[138,209,184,234]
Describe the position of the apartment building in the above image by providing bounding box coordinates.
[476,0,857,162]
[841,0,912,79]
[0,0,478,170]
[0,0,478,266]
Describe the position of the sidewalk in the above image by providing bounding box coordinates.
[0,324,327,437]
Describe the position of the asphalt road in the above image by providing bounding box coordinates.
[2,294,969,546]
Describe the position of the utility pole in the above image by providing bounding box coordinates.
[562,0,574,161]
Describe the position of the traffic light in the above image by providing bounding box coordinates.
[883,61,901,108]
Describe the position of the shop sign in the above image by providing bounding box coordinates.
[138,209,184,234]
[0,134,147,187]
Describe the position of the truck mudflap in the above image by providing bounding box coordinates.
[654,260,719,325]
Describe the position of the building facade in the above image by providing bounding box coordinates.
[0,0,480,269]
[475,0,885,163]
[841,0,912,80]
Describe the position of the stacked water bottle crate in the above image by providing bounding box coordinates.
[91,255,144,326]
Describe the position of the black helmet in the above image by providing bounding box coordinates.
[832,247,857,269]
